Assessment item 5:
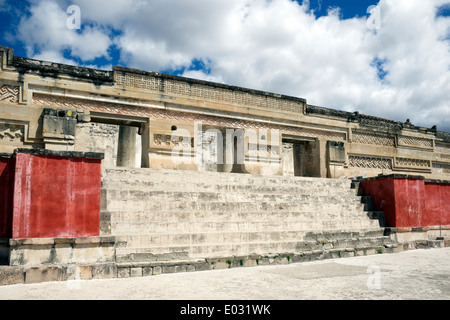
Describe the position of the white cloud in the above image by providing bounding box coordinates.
[0,0,8,11]
[32,49,77,65]
[17,0,112,63]
[13,0,450,131]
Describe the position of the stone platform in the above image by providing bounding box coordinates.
[100,168,387,262]
[1,168,448,286]
[0,235,447,286]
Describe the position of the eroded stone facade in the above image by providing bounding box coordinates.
[0,45,449,179]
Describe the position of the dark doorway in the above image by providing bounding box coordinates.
[282,136,320,177]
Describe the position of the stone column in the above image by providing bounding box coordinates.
[318,139,328,178]
[140,122,150,168]
[117,126,137,167]
[282,142,295,176]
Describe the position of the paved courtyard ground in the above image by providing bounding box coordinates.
[0,247,448,302]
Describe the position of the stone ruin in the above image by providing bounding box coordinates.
[0,46,448,285]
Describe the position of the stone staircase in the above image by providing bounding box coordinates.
[100,168,396,269]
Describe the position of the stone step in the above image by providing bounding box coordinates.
[303,228,386,241]
[102,174,351,188]
[102,168,352,188]
[108,218,381,235]
[101,190,362,206]
[101,199,364,213]
[102,198,366,213]
[101,208,380,234]
[361,195,375,211]
[103,206,374,223]
[99,168,386,266]
[114,243,308,262]
[112,225,383,248]
[367,211,386,227]
[101,180,355,196]
[114,234,394,262]
[104,208,377,226]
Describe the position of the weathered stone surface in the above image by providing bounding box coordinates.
[91,263,117,279]
[98,167,401,270]
[25,266,63,284]
[13,148,104,160]
[0,45,448,178]
[8,236,117,267]
[0,266,24,285]
[0,46,449,287]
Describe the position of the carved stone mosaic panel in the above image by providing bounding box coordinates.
[153,133,194,149]
[0,85,19,103]
[398,136,433,148]
[33,94,346,142]
[395,157,430,168]
[351,130,395,147]
[348,155,393,169]
[114,71,304,114]
[0,122,24,143]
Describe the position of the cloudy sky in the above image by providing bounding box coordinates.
[1,0,449,132]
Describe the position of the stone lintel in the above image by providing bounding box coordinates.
[13,148,104,160]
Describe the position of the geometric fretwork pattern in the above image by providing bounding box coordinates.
[153,133,194,149]
[348,155,393,169]
[32,94,347,141]
[114,71,304,114]
[351,130,395,147]
[0,123,24,142]
[398,136,433,148]
[0,84,19,103]
[395,157,430,168]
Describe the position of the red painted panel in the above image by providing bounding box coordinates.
[361,176,449,228]
[424,183,442,226]
[425,182,450,226]
[12,153,101,239]
[441,184,450,226]
[361,177,396,227]
[393,179,425,227]
[0,157,15,238]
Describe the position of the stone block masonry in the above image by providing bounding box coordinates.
[1,234,448,286]
[0,45,449,287]
[1,45,449,181]
[5,236,116,267]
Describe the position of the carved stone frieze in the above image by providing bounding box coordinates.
[114,71,304,114]
[398,136,433,148]
[351,130,395,147]
[0,85,19,103]
[395,157,430,168]
[153,133,194,149]
[348,155,393,169]
[33,94,346,142]
[0,122,24,143]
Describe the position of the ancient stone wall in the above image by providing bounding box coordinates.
[0,46,449,179]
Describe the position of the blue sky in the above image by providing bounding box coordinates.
[0,0,449,132]
[1,0,385,71]
[305,0,380,18]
